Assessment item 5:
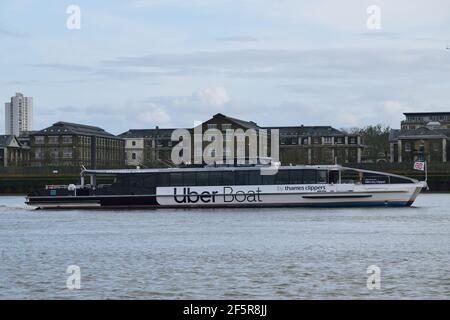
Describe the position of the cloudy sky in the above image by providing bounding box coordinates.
[1,0,450,134]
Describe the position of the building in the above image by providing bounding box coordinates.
[119,127,176,167]
[390,112,450,163]
[401,112,450,130]
[5,92,33,136]
[0,135,30,167]
[119,113,363,166]
[273,125,362,165]
[29,122,125,168]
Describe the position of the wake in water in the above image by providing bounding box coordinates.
[0,203,36,211]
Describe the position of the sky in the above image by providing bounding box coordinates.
[1,0,450,135]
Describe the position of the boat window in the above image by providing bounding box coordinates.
[130,175,144,188]
[389,176,411,184]
[316,170,328,184]
[275,170,290,184]
[262,174,275,185]
[183,172,196,186]
[329,170,339,184]
[235,171,248,185]
[289,169,303,184]
[170,172,183,186]
[157,173,170,187]
[363,174,389,184]
[303,170,316,184]
[209,171,222,186]
[144,174,157,187]
[248,170,261,185]
[222,171,235,185]
[196,171,209,186]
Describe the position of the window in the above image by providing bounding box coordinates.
[209,171,222,185]
[157,173,170,187]
[50,148,59,159]
[196,172,209,186]
[235,171,247,185]
[303,170,316,184]
[34,136,44,144]
[170,173,183,186]
[222,171,235,185]
[317,170,327,184]
[131,153,136,160]
[222,123,232,130]
[405,143,411,152]
[48,136,59,144]
[143,175,157,187]
[62,148,72,159]
[433,143,439,152]
[336,137,344,144]
[262,174,275,185]
[34,148,43,160]
[313,137,320,144]
[132,141,136,146]
[275,170,290,184]
[323,137,332,144]
[289,170,303,184]
[248,170,261,185]
[302,138,309,145]
[183,172,196,186]
[62,136,72,144]
[348,137,357,144]
[207,124,218,130]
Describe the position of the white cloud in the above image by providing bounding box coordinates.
[192,86,230,107]
[137,103,171,126]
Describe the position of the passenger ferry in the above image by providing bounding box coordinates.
[26,161,427,209]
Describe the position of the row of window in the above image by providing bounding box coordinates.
[118,169,329,187]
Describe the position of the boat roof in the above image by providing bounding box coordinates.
[81,165,343,175]
[80,164,419,183]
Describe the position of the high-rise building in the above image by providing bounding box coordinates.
[5,92,33,136]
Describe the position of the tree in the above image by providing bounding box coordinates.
[343,125,391,162]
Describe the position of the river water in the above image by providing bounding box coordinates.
[0,194,449,299]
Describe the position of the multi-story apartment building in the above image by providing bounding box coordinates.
[29,122,125,168]
[5,92,33,136]
[390,112,450,163]
[120,113,363,166]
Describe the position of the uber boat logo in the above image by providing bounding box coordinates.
[173,187,263,204]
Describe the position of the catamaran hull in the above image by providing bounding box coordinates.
[26,183,425,210]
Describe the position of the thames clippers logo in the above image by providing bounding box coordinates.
[173,187,263,203]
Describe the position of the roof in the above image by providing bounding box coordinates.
[390,127,450,140]
[403,112,450,116]
[118,128,177,138]
[266,125,346,136]
[34,121,118,138]
[0,135,21,148]
[203,113,260,130]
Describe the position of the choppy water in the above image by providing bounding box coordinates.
[0,194,449,299]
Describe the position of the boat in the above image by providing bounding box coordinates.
[25,162,427,209]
